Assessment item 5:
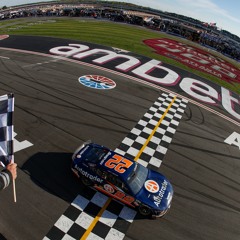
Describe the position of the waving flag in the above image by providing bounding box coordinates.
[0,93,14,167]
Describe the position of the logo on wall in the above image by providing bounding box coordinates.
[143,38,240,84]
[78,75,116,89]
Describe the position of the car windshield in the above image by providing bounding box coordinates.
[84,146,108,163]
[127,162,148,195]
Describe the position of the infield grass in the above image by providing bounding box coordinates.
[0,17,239,94]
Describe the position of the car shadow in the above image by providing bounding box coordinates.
[21,152,84,203]
[21,152,155,221]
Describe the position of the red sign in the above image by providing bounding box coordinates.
[143,38,240,84]
[0,35,9,40]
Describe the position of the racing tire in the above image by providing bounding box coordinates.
[138,205,152,216]
[81,176,93,186]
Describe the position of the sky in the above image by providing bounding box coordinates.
[1,0,240,38]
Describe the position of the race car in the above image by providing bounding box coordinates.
[71,140,173,218]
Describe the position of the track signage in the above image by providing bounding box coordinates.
[143,38,240,84]
[0,35,9,40]
[78,75,116,89]
[224,132,240,150]
[50,43,240,121]
[13,132,33,152]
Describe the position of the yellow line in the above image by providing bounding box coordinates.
[80,197,112,240]
[134,96,176,161]
[80,95,176,239]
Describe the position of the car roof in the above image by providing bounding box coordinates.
[77,142,137,180]
[84,143,137,180]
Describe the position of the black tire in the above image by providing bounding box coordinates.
[81,176,93,186]
[138,205,152,216]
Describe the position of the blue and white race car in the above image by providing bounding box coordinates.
[71,141,173,218]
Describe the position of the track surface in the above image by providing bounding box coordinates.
[0,46,239,240]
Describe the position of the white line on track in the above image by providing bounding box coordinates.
[0,47,239,127]
[22,55,67,67]
[23,62,50,67]
[0,55,10,59]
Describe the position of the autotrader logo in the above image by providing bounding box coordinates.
[79,75,116,89]
[153,180,168,207]
[75,165,103,183]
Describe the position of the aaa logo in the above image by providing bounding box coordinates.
[104,184,115,194]
[144,180,159,193]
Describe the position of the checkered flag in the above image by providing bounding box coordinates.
[0,93,14,167]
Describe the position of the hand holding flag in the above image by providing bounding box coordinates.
[6,160,17,180]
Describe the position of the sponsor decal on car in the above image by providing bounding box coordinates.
[100,151,111,165]
[153,180,168,207]
[103,184,115,193]
[95,185,136,207]
[74,165,103,183]
[144,180,160,193]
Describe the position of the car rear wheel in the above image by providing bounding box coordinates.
[138,205,152,216]
[81,176,93,186]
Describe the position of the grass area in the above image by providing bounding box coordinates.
[0,19,24,26]
[0,17,240,93]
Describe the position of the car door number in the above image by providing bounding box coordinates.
[114,190,135,204]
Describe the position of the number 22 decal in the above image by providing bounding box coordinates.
[105,154,133,173]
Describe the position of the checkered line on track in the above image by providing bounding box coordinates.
[115,92,188,168]
[43,92,188,240]
[43,188,136,240]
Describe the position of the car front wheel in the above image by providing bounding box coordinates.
[138,205,152,216]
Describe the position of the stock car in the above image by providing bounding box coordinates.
[71,141,173,218]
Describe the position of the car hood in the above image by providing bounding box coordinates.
[136,170,173,211]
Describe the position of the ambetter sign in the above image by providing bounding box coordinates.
[49,43,240,121]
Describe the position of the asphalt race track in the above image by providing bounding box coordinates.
[0,37,239,240]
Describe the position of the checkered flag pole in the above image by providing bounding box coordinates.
[0,93,16,202]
